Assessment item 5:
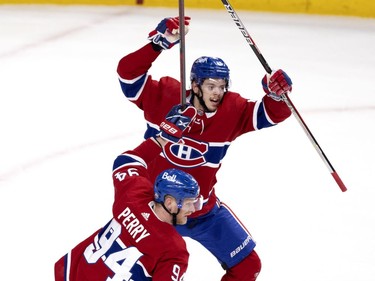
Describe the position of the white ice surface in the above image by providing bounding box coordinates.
[1,5,375,281]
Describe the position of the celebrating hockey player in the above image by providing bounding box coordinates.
[54,127,203,280]
[117,16,293,280]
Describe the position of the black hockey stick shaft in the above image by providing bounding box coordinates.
[221,0,347,192]
[178,0,187,108]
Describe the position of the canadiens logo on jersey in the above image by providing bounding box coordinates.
[162,137,209,168]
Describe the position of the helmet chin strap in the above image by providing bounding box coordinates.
[190,87,210,113]
[162,203,180,226]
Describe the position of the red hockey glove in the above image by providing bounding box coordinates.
[262,69,292,101]
[159,104,197,143]
[148,16,191,50]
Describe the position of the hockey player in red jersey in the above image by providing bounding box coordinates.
[54,115,203,281]
[117,16,293,280]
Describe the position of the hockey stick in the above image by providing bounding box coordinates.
[221,0,347,192]
[178,0,187,108]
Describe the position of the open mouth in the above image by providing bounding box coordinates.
[210,97,220,105]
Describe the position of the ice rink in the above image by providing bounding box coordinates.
[1,4,375,281]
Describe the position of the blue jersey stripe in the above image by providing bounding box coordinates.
[113,153,146,171]
[256,100,276,129]
[118,73,147,101]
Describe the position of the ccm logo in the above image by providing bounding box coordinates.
[160,121,179,136]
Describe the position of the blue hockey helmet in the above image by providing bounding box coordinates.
[154,168,201,209]
[190,56,230,86]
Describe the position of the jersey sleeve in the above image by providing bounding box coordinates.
[262,94,292,124]
[116,43,181,118]
[117,43,161,104]
[223,91,292,139]
[246,94,292,131]
[238,93,292,133]
[117,43,161,80]
[112,138,162,206]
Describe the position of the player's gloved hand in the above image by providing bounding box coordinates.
[159,104,197,143]
[262,69,292,101]
[148,16,191,50]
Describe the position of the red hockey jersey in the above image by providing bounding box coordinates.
[54,139,189,281]
[117,43,291,217]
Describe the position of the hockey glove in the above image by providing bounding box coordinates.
[148,16,191,50]
[159,104,197,143]
[262,69,292,101]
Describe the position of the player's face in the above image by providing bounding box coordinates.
[199,78,226,112]
[175,198,198,225]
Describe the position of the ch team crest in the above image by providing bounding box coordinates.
[162,137,209,168]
